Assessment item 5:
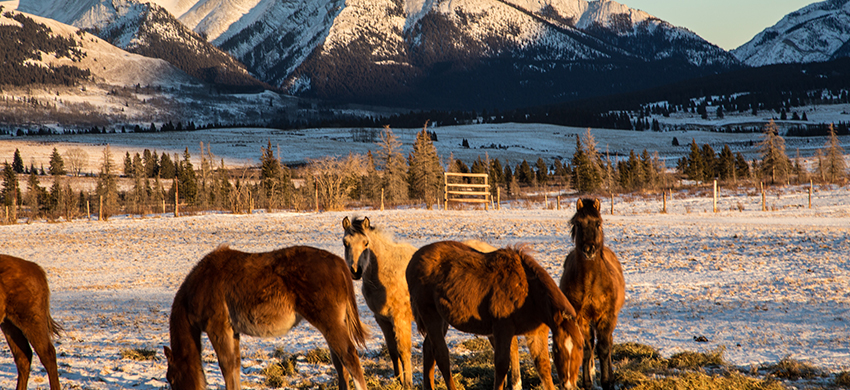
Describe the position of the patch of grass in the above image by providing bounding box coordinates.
[304,347,332,364]
[262,350,298,388]
[458,337,491,353]
[835,371,850,387]
[668,346,725,369]
[119,347,158,361]
[628,371,784,390]
[365,373,407,390]
[613,342,661,361]
[762,356,823,380]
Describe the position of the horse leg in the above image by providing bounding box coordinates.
[329,348,351,390]
[207,323,242,390]
[597,321,617,390]
[321,324,367,390]
[488,335,521,390]
[2,322,33,390]
[394,315,413,389]
[580,321,595,389]
[525,326,557,390]
[376,316,403,381]
[18,320,61,390]
[491,332,516,390]
[424,321,456,390]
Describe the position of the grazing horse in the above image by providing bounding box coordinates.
[559,199,625,390]
[342,216,416,388]
[164,245,369,390]
[407,241,582,390]
[0,255,62,390]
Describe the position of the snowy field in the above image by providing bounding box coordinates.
[0,185,848,389]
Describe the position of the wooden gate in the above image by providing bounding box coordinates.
[444,172,491,210]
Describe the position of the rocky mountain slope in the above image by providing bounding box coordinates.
[732,0,850,67]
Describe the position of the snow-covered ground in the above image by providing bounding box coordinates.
[0,185,848,389]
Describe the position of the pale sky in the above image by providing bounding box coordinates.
[622,0,818,50]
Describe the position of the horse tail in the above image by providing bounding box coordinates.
[48,313,63,340]
[344,273,369,349]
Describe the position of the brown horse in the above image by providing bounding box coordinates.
[342,216,416,388]
[407,241,583,390]
[0,254,62,390]
[164,245,369,390]
[559,199,625,390]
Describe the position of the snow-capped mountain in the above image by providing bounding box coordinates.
[732,0,850,67]
[16,0,265,88]
[14,0,741,109]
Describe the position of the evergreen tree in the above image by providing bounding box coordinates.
[517,160,536,187]
[123,152,133,177]
[48,147,65,176]
[159,152,176,179]
[535,157,549,187]
[376,126,408,204]
[12,149,24,174]
[95,145,119,220]
[701,144,717,180]
[758,120,792,184]
[26,170,45,216]
[571,132,602,193]
[143,149,159,178]
[408,128,443,209]
[489,158,504,197]
[130,153,148,214]
[178,148,198,205]
[362,151,383,205]
[503,164,516,196]
[735,153,751,180]
[820,123,847,183]
[717,145,736,181]
[684,139,705,182]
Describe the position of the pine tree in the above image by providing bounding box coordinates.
[159,152,176,179]
[144,149,159,178]
[376,126,408,205]
[48,147,65,176]
[535,157,549,187]
[758,120,792,184]
[12,149,24,174]
[26,170,45,217]
[820,123,847,183]
[503,164,516,196]
[717,145,736,181]
[489,158,504,197]
[178,148,198,205]
[685,139,705,182]
[517,160,535,187]
[408,128,443,209]
[701,144,717,180]
[123,152,133,177]
[735,153,751,180]
[571,132,602,193]
[95,145,119,220]
[362,151,383,205]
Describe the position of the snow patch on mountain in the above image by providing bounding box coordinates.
[732,0,850,66]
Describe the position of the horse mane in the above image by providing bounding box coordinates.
[511,244,576,319]
[348,216,396,243]
[569,198,602,239]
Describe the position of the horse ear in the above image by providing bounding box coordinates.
[163,346,173,363]
[576,199,583,210]
[363,217,371,229]
[593,198,601,211]
[342,216,350,230]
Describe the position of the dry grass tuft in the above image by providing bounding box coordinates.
[762,356,823,380]
[119,347,158,361]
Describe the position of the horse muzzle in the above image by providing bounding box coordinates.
[581,244,599,260]
[349,265,363,280]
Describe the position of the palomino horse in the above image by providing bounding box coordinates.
[559,199,625,390]
[164,245,369,390]
[0,255,62,390]
[407,241,582,390]
[342,216,416,388]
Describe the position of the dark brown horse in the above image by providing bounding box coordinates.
[164,245,369,390]
[559,199,625,390]
[407,241,583,390]
[0,254,62,390]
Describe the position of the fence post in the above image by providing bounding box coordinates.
[497,187,501,210]
[86,199,90,221]
[761,182,766,211]
[314,182,319,213]
[610,193,614,215]
[662,191,667,214]
[174,180,179,217]
[713,180,718,213]
[557,195,561,210]
[381,188,385,211]
[98,195,103,221]
[809,179,813,209]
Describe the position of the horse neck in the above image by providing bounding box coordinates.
[364,231,413,279]
[169,301,205,389]
[524,260,573,327]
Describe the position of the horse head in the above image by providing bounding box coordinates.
[342,216,374,280]
[552,310,583,390]
[569,198,604,261]
[164,346,205,390]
